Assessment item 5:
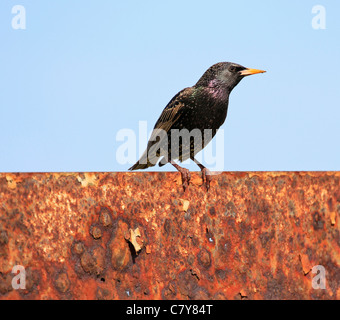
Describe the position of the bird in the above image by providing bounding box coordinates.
[129,62,266,191]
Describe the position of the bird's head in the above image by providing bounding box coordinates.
[195,62,266,94]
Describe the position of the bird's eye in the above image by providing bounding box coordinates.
[228,65,237,72]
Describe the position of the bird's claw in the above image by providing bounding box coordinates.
[201,168,212,191]
[180,168,191,192]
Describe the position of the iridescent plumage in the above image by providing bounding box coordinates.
[129,62,265,191]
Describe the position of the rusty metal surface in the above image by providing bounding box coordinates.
[0,171,339,300]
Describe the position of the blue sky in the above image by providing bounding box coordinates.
[0,1,339,172]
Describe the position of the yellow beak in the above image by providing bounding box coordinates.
[240,68,266,76]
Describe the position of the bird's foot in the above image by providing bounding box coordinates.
[179,167,191,192]
[201,168,212,191]
[170,161,191,192]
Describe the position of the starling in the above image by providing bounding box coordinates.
[129,62,266,191]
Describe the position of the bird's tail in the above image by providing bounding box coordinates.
[128,148,158,171]
[158,157,168,167]
[129,161,151,171]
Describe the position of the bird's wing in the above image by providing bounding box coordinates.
[153,87,193,132]
[145,87,193,147]
[129,87,193,170]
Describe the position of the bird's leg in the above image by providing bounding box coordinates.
[191,157,212,191]
[170,160,191,192]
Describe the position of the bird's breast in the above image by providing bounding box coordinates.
[182,97,229,131]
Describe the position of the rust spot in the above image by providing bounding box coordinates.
[190,268,201,280]
[99,207,113,227]
[108,221,131,270]
[177,269,199,299]
[162,281,177,299]
[299,254,312,276]
[0,230,9,246]
[0,273,12,296]
[72,241,85,255]
[205,227,215,245]
[238,289,248,300]
[90,225,102,240]
[225,201,237,218]
[163,219,172,235]
[313,212,324,230]
[80,246,106,275]
[0,171,339,300]
[330,212,336,226]
[208,206,216,216]
[198,248,211,269]
[55,272,70,293]
[20,268,40,295]
[6,174,18,189]
[145,245,151,254]
[126,228,143,254]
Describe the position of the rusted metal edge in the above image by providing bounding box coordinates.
[0,171,339,300]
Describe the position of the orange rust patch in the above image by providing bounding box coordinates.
[0,171,339,300]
